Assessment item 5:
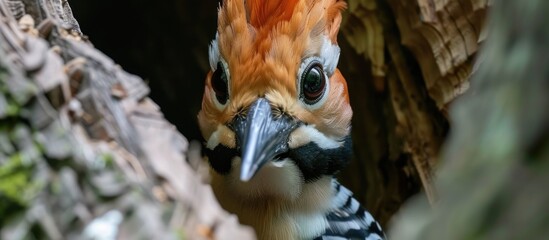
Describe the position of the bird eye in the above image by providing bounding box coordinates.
[300,62,326,105]
[211,61,229,105]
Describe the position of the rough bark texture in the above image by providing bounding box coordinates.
[389,0,549,238]
[0,0,254,239]
[338,0,489,225]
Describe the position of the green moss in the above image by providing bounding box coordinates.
[5,98,20,116]
[0,171,30,204]
[176,229,187,240]
[0,153,41,211]
[100,152,114,168]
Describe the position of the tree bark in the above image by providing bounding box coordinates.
[389,0,549,238]
[0,0,253,239]
[338,0,489,225]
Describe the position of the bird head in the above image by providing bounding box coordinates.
[198,0,352,200]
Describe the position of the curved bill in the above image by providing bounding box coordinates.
[232,98,297,181]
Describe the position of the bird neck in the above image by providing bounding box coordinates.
[211,173,335,240]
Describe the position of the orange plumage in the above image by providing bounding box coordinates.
[246,0,299,29]
[199,0,351,140]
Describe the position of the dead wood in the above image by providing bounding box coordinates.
[0,0,254,239]
[389,0,549,238]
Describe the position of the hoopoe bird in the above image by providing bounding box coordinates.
[198,0,386,239]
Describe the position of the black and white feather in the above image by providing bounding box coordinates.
[314,180,386,240]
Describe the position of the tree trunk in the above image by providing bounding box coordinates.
[0,1,253,239]
[389,0,549,238]
[338,0,488,225]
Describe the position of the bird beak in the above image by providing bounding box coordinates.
[232,98,297,182]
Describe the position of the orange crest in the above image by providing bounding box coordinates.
[199,0,351,140]
[245,0,300,29]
